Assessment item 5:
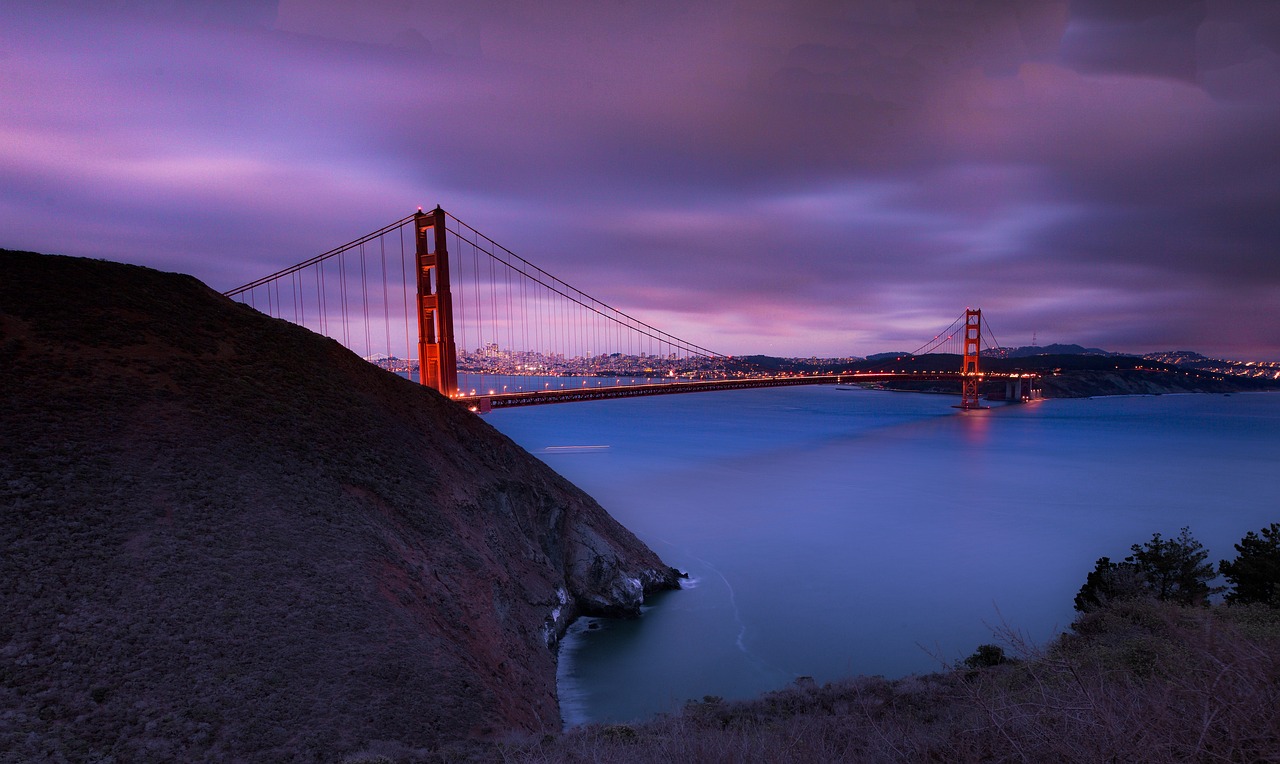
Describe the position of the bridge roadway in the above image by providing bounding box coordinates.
[458,371,1035,410]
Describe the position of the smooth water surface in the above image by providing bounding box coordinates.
[487,388,1280,726]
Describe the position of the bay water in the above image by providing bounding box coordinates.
[486,386,1280,726]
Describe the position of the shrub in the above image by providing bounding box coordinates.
[1075,527,1218,611]
[962,644,1010,669]
[1074,556,1148,611]
[1220,522,1280,606]
[1130,527,1218,604]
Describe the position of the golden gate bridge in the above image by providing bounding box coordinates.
[224,207,1036,411]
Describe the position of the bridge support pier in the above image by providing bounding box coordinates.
[414,206,459,398]
[1002,375,1042,403]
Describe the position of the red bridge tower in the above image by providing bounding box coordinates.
[414,207,459,398]
[959,308,982,409]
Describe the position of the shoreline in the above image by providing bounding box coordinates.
[526,389,1280,731]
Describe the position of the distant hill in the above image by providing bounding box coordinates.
[729,354,794,370]
[860,345,1113,364]
[1143,350,1280,382]
[757,351,1279,397]
[1005,355,1277,397]
[1003,343,1113,357]
[0,249,680,762]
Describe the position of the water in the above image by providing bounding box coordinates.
[486,388,1280,725]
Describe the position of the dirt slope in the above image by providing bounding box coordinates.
[0,250,679,762]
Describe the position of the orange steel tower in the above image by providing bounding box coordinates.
[414,207,459,398]
[959,308,982,409]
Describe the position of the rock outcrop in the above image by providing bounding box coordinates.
[0,250,680,762]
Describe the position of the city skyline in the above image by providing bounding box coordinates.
[3,2,1279,360]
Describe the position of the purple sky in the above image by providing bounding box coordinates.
[4,1,1279,359]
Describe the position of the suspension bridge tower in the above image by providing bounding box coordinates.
[414,206,459,398]
[958,308,983,409]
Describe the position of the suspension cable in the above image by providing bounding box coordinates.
[445,212,725,359]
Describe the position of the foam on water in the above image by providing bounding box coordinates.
[554,618,595,728]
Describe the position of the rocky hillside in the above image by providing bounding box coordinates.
[1036,368,1264,397]
[0,250,680,762]
[991,354,1279,398]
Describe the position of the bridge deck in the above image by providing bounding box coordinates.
[456,371,1023,409]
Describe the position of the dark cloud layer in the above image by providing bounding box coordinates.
[3,1,1279,358]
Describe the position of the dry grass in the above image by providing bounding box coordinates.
[460,600,1280,764]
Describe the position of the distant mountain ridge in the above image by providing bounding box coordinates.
[1002,343,1114,357]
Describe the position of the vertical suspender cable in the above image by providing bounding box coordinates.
[400,223,412,371]
[454,231,467,388]
[488,246,498,362]
[318,261,327,337]
[533,280,542,363]
[380,235,390,360]
[472,237,482,366]
[338,250,349,348]
[520,263,529,359]
[505,256,514,361]
[360,242,371,359]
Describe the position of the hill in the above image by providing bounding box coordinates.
[986,354,1279,397]
[813,353,1279,398]
[0,250,680,762]
[1004,342,1112,357]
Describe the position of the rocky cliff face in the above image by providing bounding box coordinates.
[0,250,680,762]
[1037,370,1271,398]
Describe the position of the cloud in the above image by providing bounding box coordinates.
[2,0,1279,358]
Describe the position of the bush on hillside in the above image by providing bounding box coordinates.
[1073,556,1147,611]
[1075,527,1218,611]
[962,643,1011,669]
[1220,522,1280,607]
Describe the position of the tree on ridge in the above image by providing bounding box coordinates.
[1075,527,1218,611]
[1220,522,1280,607]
